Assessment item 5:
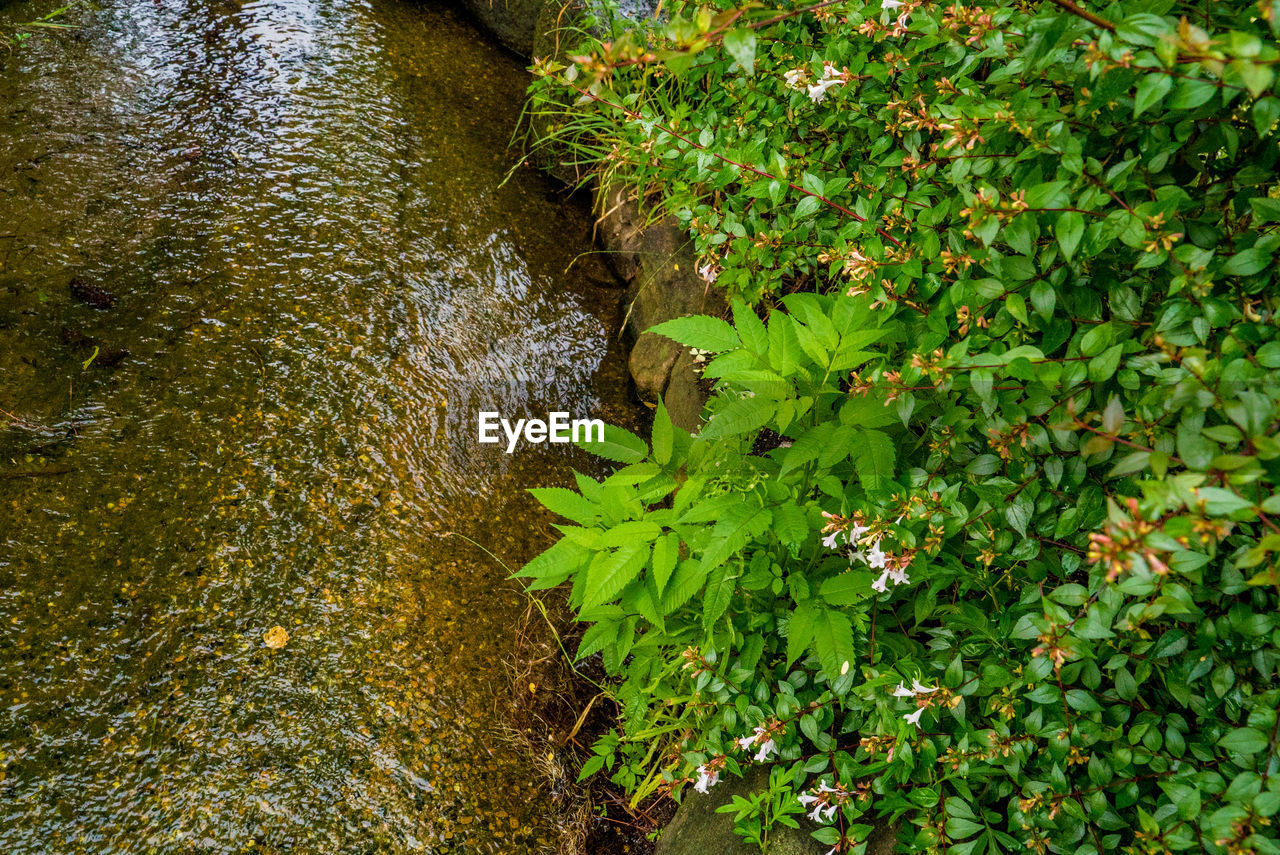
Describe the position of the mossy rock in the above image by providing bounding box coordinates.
[457,0,551,56]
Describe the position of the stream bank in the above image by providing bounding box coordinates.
[456,0,724,432]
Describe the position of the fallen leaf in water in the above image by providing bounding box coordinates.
[263,625,289,649]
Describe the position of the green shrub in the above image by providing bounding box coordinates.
[522,1,1280,852]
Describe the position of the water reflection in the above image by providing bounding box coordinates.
[0,0,629,851]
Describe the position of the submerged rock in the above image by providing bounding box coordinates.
[68,277,116,310]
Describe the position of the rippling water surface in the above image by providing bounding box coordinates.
[0,1,631,851]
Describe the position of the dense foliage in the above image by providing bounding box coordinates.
[521,1,1280,852]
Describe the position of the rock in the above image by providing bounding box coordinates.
[457,0,552,56]
[655,766,898,855]
[68,277,116,310]
[596,181,724,431]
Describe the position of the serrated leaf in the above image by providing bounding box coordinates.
[703,395,776,439]
[852,429,896,493]
[649,314,740,352]
[651,532,679,594]
[529,487,599,525]
[652,398,674,466]
[584,542,649,608]
[703,560,736,628]
[577,423,648,464]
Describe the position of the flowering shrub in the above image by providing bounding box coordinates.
[520,1,1280,852]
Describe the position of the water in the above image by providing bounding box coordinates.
[0,1,632,851]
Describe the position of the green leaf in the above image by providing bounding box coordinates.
[1219,727,1270,755]
[597,520,662,547]
[512,536,590,589]
[732,299,768,355]
[773,501,809,545]
[819,572,871,606]
[1222,247,1272,276]
[577,423,649,464]
[702,396,776,439]
[703,560,736,628]
[700,504,772,572]
[852,429,896,494]
[787,601,816,666]
[584,542,650,608]
[651,532,679,594]
[649,314,740,352]
[1250,196,1280,223]
[530,487,599,525]
[1134,73,1173,117]
[652,398,674,466]
[1055,211,1084,260]
[812,609,855,680]
[795,195,822,219]
[723,28,756,76]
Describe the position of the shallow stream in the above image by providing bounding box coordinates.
[0,1,629,851]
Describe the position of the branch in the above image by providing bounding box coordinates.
[1048,0,1115,32]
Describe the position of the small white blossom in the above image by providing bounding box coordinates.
[887,566,910,586]
[871,570,890,593]
[697,262,719,283]
[694,764,720,793]
[866,541,888,569]
[798,792,821,808]
[882,0,903,8]
[892,682,914,698]
[807,802,828,822]
[784,67,805,88]
[807,78,841,103]
[847,521,871,543]
[739,724,777,762]
[822,529,844,550]
[912,678,937,694]
[903,707,925,727]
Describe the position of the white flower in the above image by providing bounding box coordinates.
[912,678,937,694]
[882,0,903,8]
[739,724,776,761]
[903,707,925,727]
[866,542,889,569]
[823,803,838,821]
[697,262,719,283]
[871,570,890,593]
[892,682,914,698]
[694,764,719,793]
[887,566,910,586]
[798,792,821,808]
[806,78,841,103]
[822,529,844,549]
[847,521,871,543]
[820,61,841,81]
